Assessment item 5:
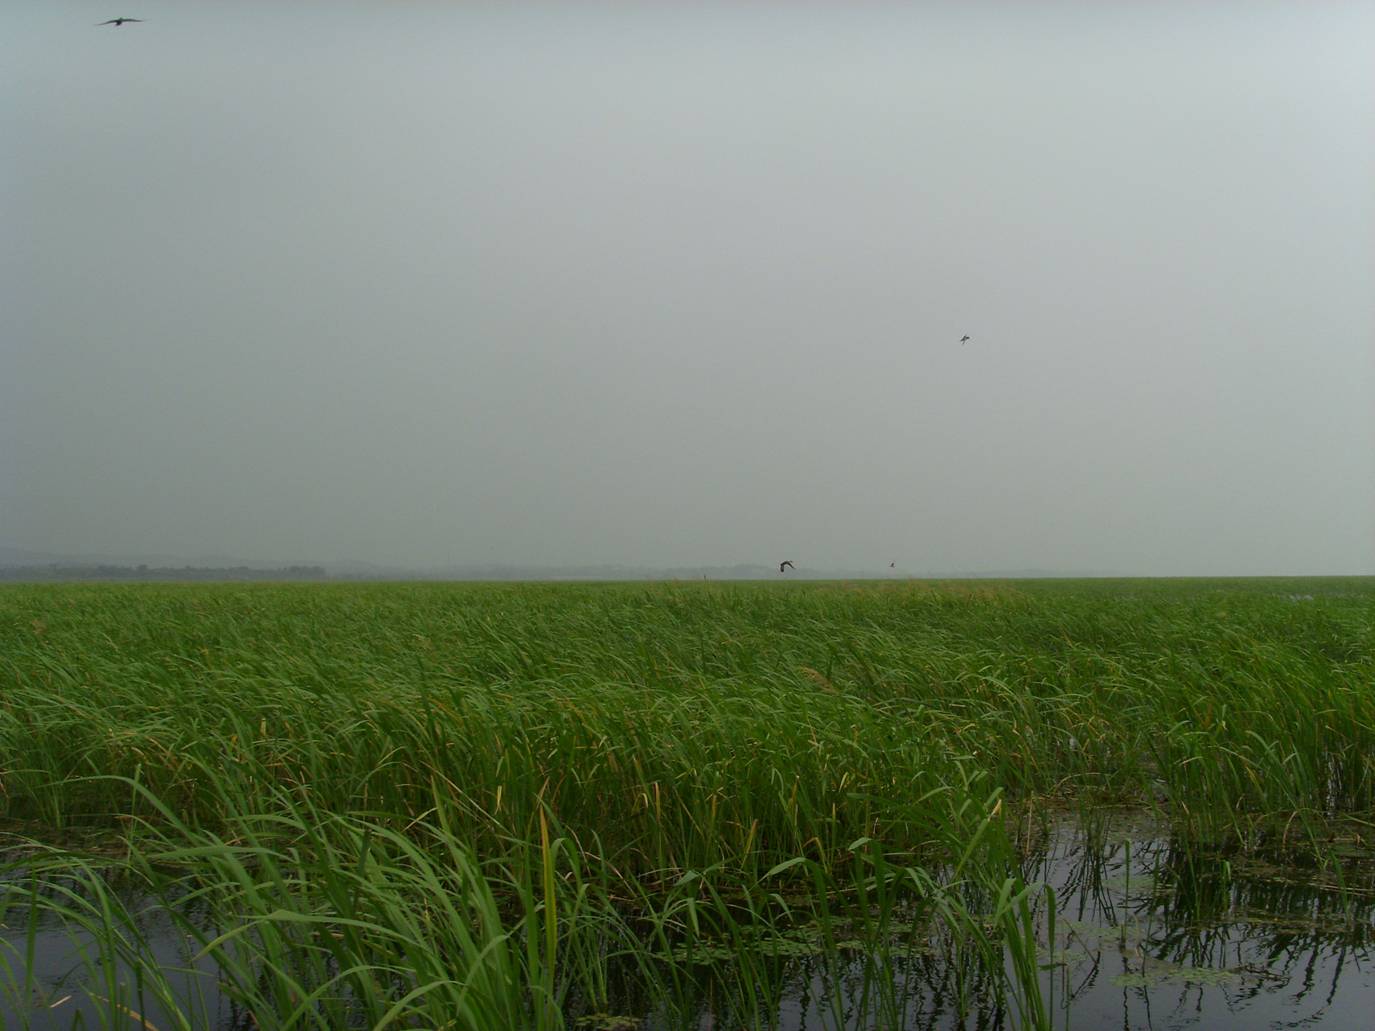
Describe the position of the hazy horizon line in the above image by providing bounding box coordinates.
[2,546,1370,581]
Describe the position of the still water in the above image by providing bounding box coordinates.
[4,812,1372,1030]
[614,811,1375,1031]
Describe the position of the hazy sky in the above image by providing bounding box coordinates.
[3,2,1372,573]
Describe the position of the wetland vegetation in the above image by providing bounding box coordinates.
[2,578,1372,1029]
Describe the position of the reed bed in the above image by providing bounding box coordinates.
[1,578,1371,1028]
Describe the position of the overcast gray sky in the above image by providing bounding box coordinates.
[3,2,1372,574]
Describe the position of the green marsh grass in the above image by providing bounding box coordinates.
[2,578,1372,1028]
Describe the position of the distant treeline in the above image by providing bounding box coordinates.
[0,564,329,582]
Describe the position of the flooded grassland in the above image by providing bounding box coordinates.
[2,578,1373,1028]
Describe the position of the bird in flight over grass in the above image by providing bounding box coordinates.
[890,562,896,569]
[960,335,971,345]
[98,18,144,27]
[779,560,795,574]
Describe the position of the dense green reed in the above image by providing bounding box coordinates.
[2,578,1372,1028]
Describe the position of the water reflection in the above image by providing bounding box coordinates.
[628,811,1375,1030]
[1021,811,1375,1031]
[0,877,232,1030]
[4,812,1373,1030]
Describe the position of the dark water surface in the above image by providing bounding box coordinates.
[4,812,1373,1030]
[1009,812,1375,1031]
[0,884,236,1030]
[623,811,1375,1031]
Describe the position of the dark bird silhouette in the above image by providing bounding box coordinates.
[779,560,795,574]
[960,335,971,345]
[890,562,896,568]
[98,18,144,27]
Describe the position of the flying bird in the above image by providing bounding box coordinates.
[890,562,896,568]
[779,560,795,574]
[960,335,971,345]
[98,18,144,27]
